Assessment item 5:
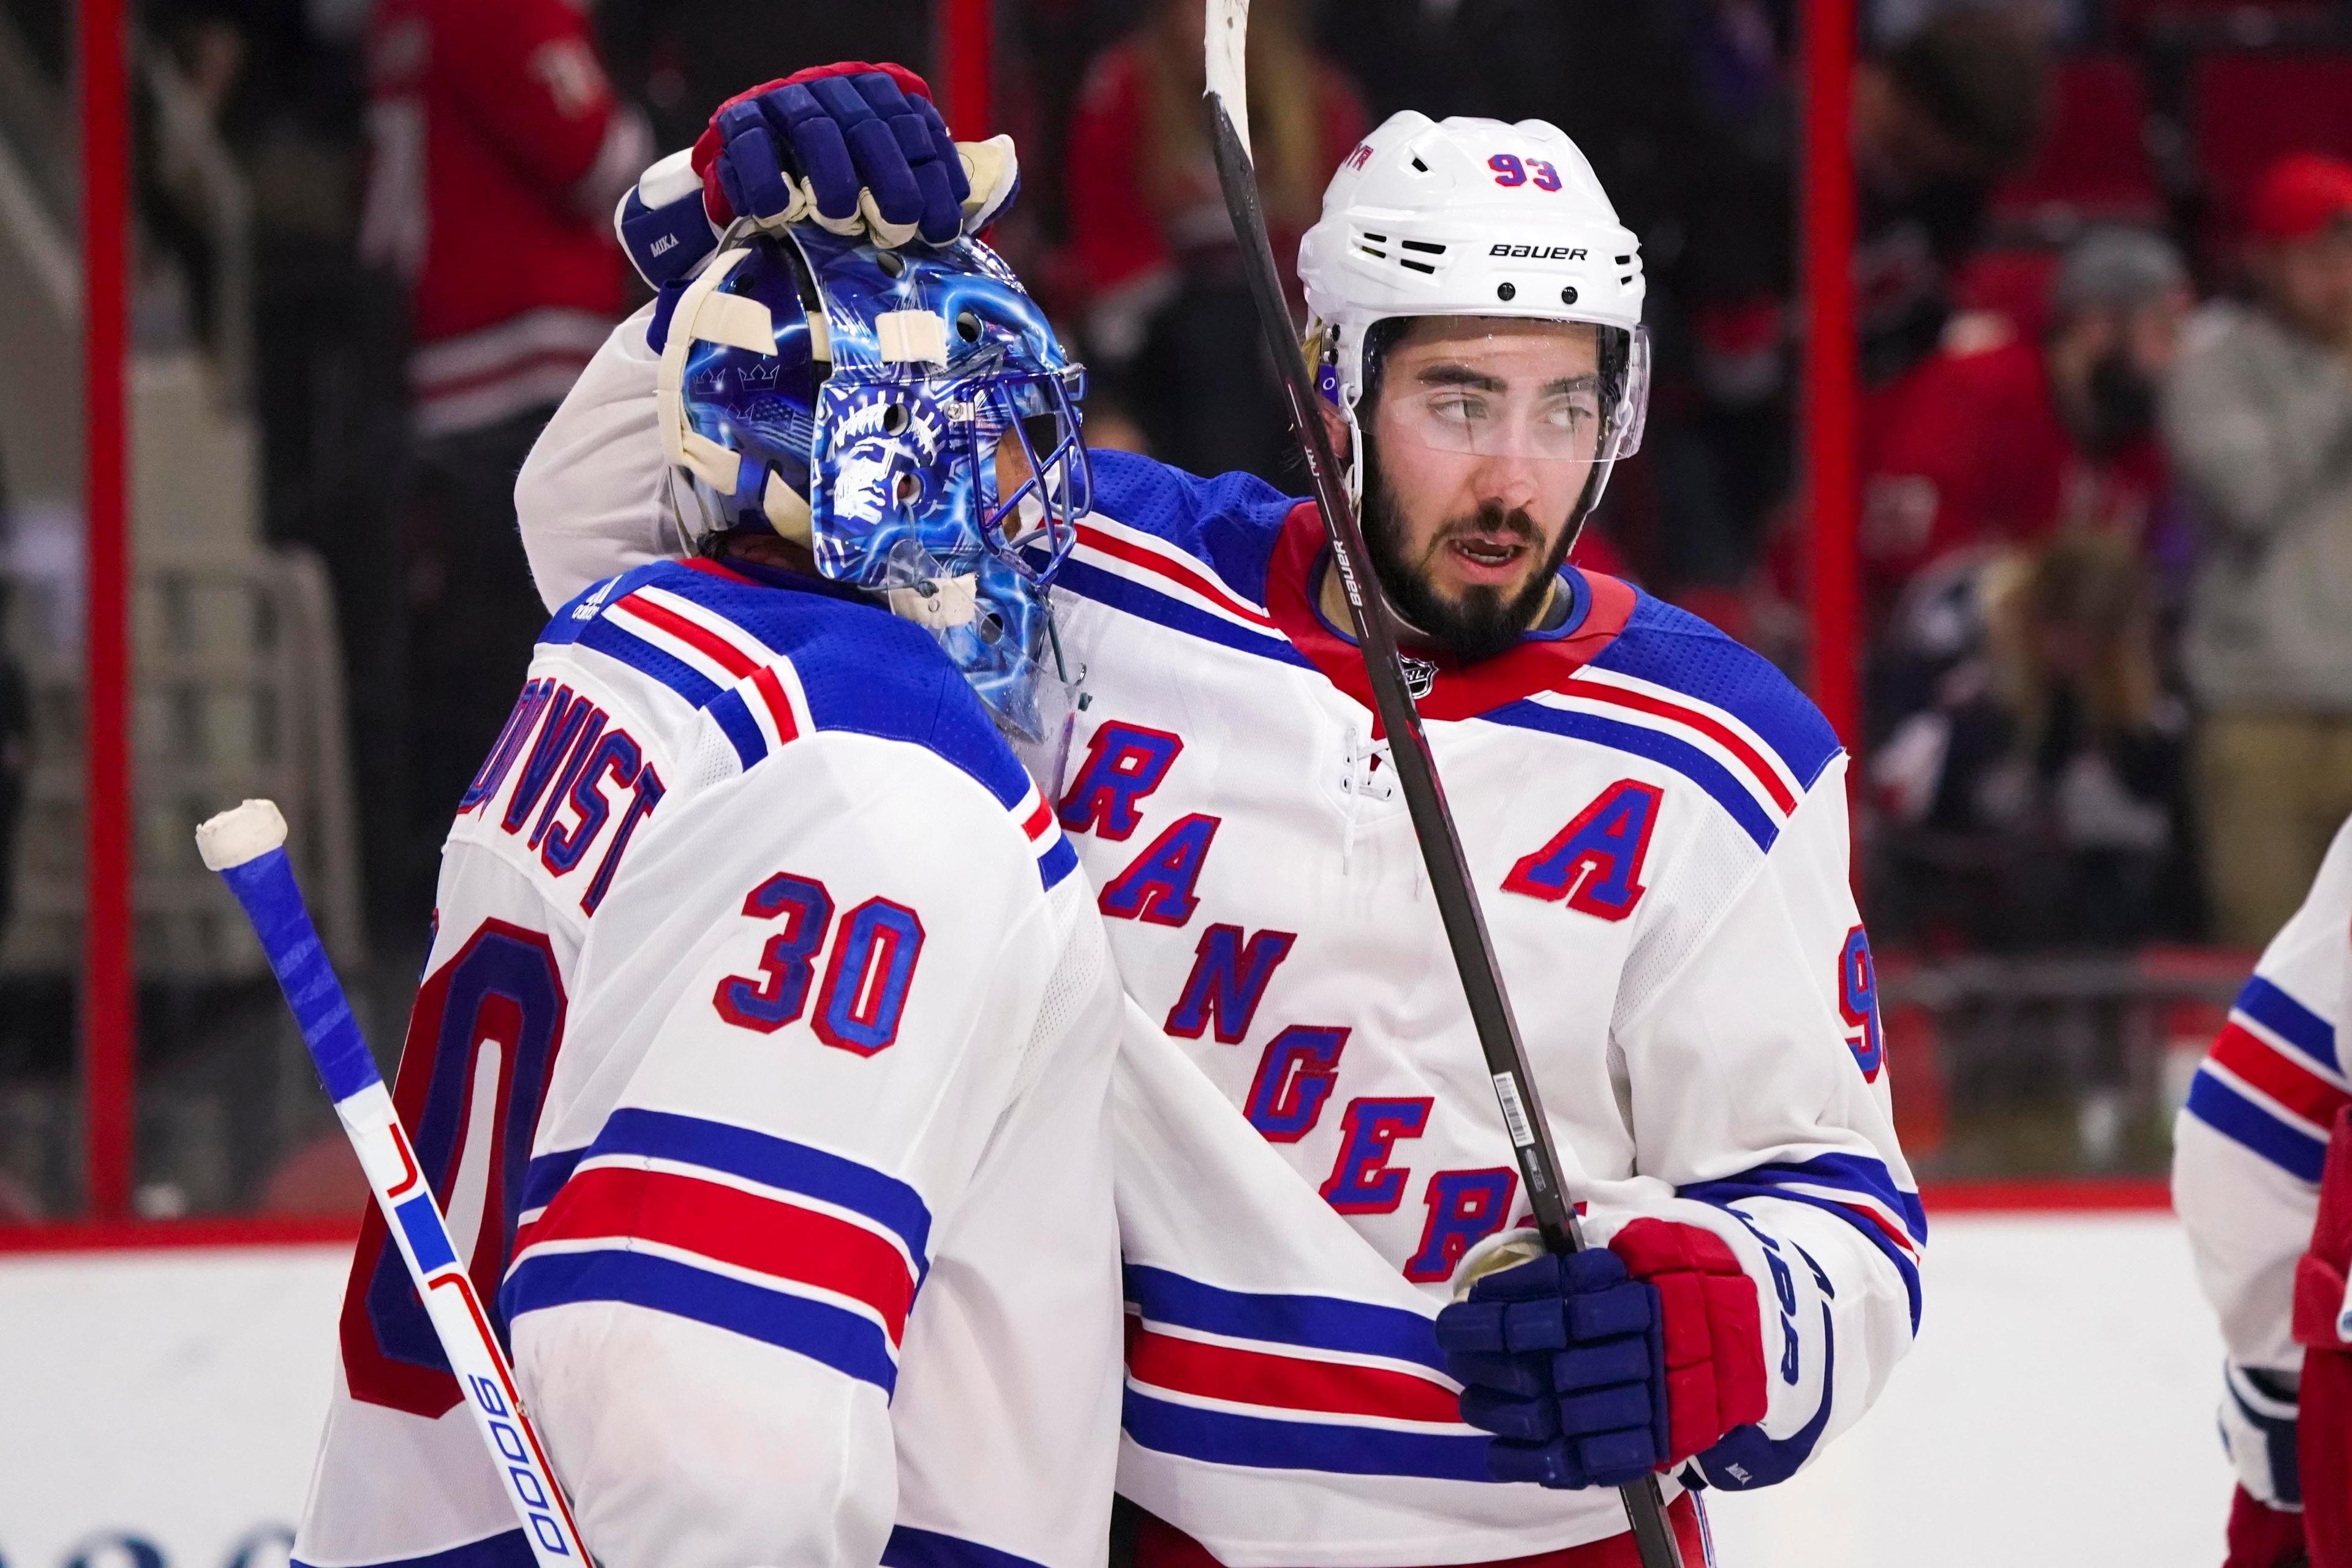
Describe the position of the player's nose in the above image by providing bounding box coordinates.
[1469,451,1544,517]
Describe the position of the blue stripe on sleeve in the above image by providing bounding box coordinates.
[1728,1150,1929,1245]
[1054,557,1311,668]
[706,686,769,769]
[520,1145,588,1215]
[1678,1153,1924,1333]
[1483,700,1783,849]
[588,1107,933,1272]
[504,1248,900,1393]
[1123,1389,1492,1481]
[576,616,722,708]
[1589,595,1844,791]
[1122,1264,1447,1374]
[1084,448,1296,607]
[2239,975,2340,1073]
[1038,835,1079,892]
[2186,1067,2327,1183]
[883,1526,1050,1568]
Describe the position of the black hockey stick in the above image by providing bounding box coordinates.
[1202,6,1683,1562]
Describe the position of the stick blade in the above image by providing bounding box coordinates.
[195,798,288,871]
[1204,0,1253,159]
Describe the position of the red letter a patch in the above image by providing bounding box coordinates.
[1501,780,1662,921]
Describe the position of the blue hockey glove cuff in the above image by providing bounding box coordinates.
[615,149,717,290]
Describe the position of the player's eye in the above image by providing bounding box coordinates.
[1430,394,1488,423]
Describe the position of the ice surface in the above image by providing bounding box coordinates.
[1708,1212,2232,1566]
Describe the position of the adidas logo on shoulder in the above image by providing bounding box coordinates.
[571,577,621,622]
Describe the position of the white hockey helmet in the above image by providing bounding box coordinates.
[1298,111,1649,516]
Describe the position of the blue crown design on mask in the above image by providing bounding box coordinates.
[659,228,1092,742]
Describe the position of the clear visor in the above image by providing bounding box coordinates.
[1378,322,1649,464]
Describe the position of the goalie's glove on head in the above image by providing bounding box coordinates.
[622,64,1020,288]
[1433,1219,1767,1490]
[695,64,971,248]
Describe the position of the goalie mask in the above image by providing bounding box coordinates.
[1297,112,1651,543]
[658,228,1092,741]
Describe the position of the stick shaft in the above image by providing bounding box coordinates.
[214,845,592,1566]
[1202,7,1683,1559]
[1204,99,1581,1260]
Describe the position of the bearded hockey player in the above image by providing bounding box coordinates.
[293,222,1125,1568]
[2177,815,2352,1568]
[517,65,1922,1566]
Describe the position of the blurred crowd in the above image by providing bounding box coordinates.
[25,0,2352,970]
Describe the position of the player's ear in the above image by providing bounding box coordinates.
[1319,398,1349,451]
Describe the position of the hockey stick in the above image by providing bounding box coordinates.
[195,799,593,1567]
[1202,8,1683,1563]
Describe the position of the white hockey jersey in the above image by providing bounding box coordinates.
[2174,814,2352,1510]
[293,557,1125,1568]
[515,309,1924,1564]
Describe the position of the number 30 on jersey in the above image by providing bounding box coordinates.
[713,871,927,1056]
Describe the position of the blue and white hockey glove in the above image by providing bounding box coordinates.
[698,64,967,246]
[617,63,1021,288]
[1433,1219,1768,1489]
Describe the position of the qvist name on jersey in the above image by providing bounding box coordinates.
[515,306,1924,1564]
[294,556,1125,1568]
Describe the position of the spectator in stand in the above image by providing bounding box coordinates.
[2164,152,2352,948]
[1062,0,1366,484]
[359,0,647,919]
[1852,9,2051,386]
[1863,227,2191,598]
[1870,530,2192,949]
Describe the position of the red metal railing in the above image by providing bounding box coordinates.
[81,0,132,1223]
[940,0,995,141]
[1801,0,1860,753]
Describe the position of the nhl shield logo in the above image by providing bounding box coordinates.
[1401,655,1438,699]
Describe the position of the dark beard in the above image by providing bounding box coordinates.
[1360,455,1575,663]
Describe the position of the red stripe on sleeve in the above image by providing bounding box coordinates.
[1831,1198,1920,1257]
[1020,794,1054,842]
[624,594,759,679]
[1126,1327,1461,1425]
[1075,524,1276,628]
[2213,1021,2350,1129]
[524,1165,916,1341]
[750,663,800,744]
[1564,679,1798,815]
